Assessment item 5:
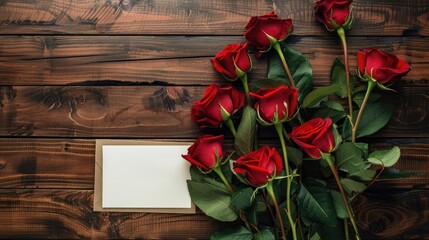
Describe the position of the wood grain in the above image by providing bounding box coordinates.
[0,0,427,238]
[0,189,427,239]
[0,36,427,85]
[0,139,95,189]
[0,0,427,36]
[0,189,222,239]
[355,190,429,240]
[0,85,427,138]
[0,138,427,189]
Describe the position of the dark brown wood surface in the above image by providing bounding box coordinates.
[0,0,428,239]
[0,36,427,85]
[0,0,427,36]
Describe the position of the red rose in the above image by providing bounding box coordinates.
[249,86,298,124]
[191,84,244,128]
[315,0,353,31]
[289,118,335,159]
[182,135,224,171]
[357,48,411,85]
[244,12,294,57]
[233,146,283,186]
[211,43,252,81]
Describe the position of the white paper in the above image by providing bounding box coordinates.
[102,145,192,208]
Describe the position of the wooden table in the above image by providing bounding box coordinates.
[0,0,428,239]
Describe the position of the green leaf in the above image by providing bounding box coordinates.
[231,188,254,210]
[321,100,345,111]
[268,45,313,102]
[319,161,332,178]
[343,103,394,139]
[298,179,337,225]
[187,180,237,222]
[340,178,366,195]
[353,92,381,107]
[254,229,275,240]
[303,85,341,108]
[221,160,233,182]
[313,108,346,124]
[368,146,401,167]
[210,226,253,240]
[234,106,257,156]
[287,146,303,166]
[349,169,376,181]
[330,190,348,219]
[341,117,352,140]
[245,201,260,226]
[255,194,267,212]
[312,100,346,124]
[330,57,348,98]
[335,142,366,175]
[378,168,422,179]
[356,103,394,138]
[312,222,344,240]
[190,167,205,182]
[332,124,343,151]
[354,142,369,158]
[310,232,321,240]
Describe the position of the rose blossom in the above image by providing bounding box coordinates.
[233,146,283,186]
[289,118,335,159]
[191,84,244,128]
[315,0,353,31]
[357,48,411,85]
[182,135,224,171]
[211,43,252,81]
[244,12,293,57]
[249,85,298,124]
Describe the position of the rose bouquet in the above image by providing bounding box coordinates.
[181,1,413,239]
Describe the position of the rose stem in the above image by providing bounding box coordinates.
[263,191,279,239]
[240,74,251,105]
[337,27,354,122]
[323,153,360,240]
[213,166,234,193]
[213,166,253,232]
[266,182,287,240]
[344,219,350,240]
[274,123,298,240]
[224,118,237,137]
[351,80,376,142]
[273,43,296,89]
[282,127,292,144]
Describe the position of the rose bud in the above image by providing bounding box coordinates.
[249,85,298,125]
[211,43,252,81]
[233,146,283,186]
[182,135,224,171]
[289,118,335,159]
[315,0,353,31]
[357,48,411,86]
[191,84,245,128]
[244,12,294,57]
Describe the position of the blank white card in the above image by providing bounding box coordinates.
[102,145,192,208]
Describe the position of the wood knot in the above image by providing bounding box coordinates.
[0,161,7,169]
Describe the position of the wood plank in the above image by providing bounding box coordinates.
[0,189,222,239]
[0,36,427,85]
[0,139,95,189]
[0,0,427,36]
[0,189,427,239]
[0,85,427,138]
[0,138,427,189]
[355,190,429,239]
